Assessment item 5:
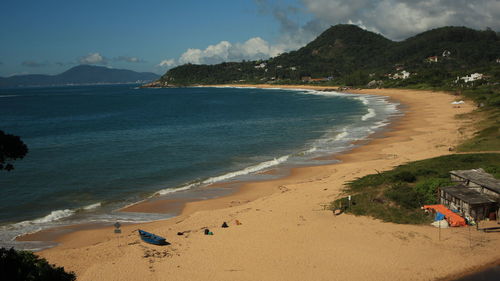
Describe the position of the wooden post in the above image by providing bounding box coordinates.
[439,219,441,241]
[469,226,472,249]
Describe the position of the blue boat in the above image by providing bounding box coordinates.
[138,229,170,245]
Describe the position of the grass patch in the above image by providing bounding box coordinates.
[457,84,500,152]
[458,108,500,152]
[331,153,500,224]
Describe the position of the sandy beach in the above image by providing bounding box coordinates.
[34,86,500,281]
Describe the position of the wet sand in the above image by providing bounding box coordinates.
[32,86,500,281]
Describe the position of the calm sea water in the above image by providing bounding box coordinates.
[0,84,398,248]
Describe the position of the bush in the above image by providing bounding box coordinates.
[385,183,423,209]
[0,248,76,281]
[392,171,416,183]
[414,178,452,204]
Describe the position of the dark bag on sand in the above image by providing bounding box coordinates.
[221,222,229,228]
[204,229,210,235]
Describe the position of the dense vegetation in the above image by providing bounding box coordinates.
[330,154,500,224]
[0,247,76,281]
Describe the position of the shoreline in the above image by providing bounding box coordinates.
[15,84,395,244]
[16,84,397,244]
[118,85,401,214]
[28,86,500,281]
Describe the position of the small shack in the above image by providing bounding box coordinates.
[450,168,500,200]
[439,184,497,221]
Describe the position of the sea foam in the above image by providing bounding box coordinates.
[12,209,76,228]
[334,130,349,141]
[157,155,290,195]
[361,108,376,121]
[82,202,102,210]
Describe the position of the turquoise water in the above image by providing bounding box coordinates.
[0,85,398,248]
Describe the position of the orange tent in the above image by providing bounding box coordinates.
[423,204,466,227]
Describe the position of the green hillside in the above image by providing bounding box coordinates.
[158,25,500,87]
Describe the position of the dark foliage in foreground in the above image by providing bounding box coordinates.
[0,247,76,281]
[0,130,28,171]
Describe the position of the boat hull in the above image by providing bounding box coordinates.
[138,229,169,245]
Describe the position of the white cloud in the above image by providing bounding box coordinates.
[172,37,285,66]
[159,0,498,69]
[179,41,231,64]
[114,56,144,63]
[158,59,177,67]
[255,0,499,44]
[231,37,283,59]
[79,53,107,65]
[300,0,500,40]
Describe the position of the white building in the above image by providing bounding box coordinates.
[458,73,484,83]
[390,70,410,80]
[254,63,267,69]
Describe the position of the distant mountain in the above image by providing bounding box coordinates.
[0,65,160,88]
[158,25,500,86]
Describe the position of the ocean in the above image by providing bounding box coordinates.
[0,84,399,249]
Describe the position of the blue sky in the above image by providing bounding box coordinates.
[0,0,295,76]
[1,0,498,76]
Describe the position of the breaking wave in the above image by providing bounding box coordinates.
[362,108,376,121]
[13,209,75,227]
[82,202,102,210]
[157,155,290,195]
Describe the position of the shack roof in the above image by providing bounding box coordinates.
[450,168,500,194]
[441,184,497,205]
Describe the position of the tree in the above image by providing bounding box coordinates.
[0,247,76,281]
[0,130,28,171]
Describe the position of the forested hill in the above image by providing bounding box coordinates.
[0,65,159,88]
[157,25,500,87]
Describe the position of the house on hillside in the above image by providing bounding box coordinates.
[456,73,484,83]
[439,168,500,222]
[254,63,267,69]
[426,56,438,63]
[390,70,410,80]
[301,76,312,82]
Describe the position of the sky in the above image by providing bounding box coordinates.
[1,0,498,77]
